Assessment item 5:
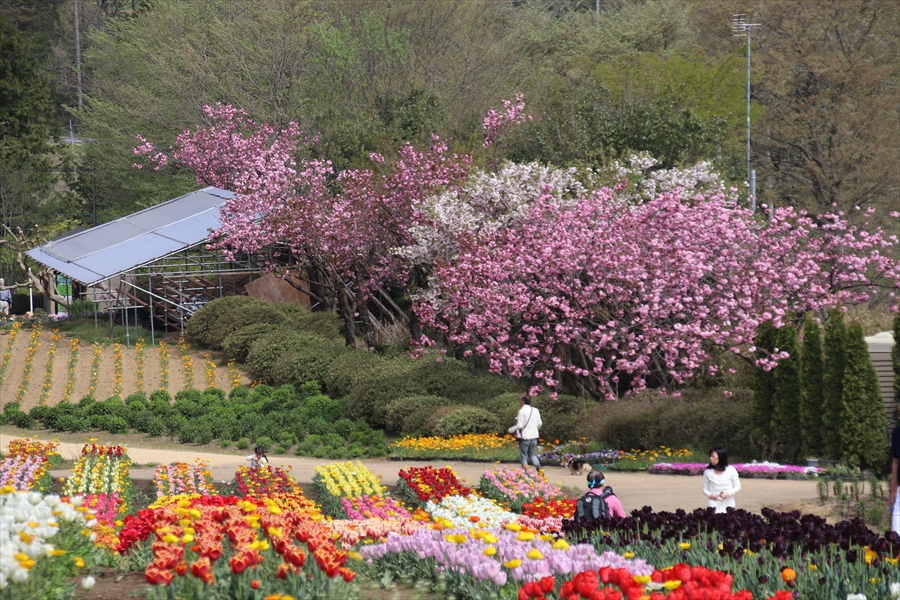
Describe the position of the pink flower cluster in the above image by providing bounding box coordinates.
[83,492,124,526]
[326,518,426,545]
[653,462,820,477]
[340,495,413,520]
[0,455,45,491]
[481,466,563,504]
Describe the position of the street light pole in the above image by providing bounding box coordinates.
[732,14,760,214]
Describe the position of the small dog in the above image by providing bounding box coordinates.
[565,457,592,476]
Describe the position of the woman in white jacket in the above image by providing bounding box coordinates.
[508,396,543,474]
[702,446,741,513]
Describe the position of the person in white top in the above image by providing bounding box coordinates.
[702,446,741,513]
[508,396,543,474]
[246,446,269,470]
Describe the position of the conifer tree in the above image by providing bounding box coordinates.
[752,322,778,457]
[822,310,847,458]
[772,324,802,462]
[800,315,825,457]
[840,322,888,470]
[893,311,900,426]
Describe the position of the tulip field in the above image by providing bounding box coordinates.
[2,437,898,600]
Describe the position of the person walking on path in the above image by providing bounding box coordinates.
[703,446,741,513]
[508,395,543,474]
[891,426,900,534]
[575,470,626,520]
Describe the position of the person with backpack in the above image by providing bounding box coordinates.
[575,470,626,521]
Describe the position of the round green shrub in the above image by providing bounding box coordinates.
[344,356,423,427]
[185,296,272,347]
[194,423,215,445]
[131,411,152,433]
[245,331,321,384]
[387,396,451,435]
[307,418,331,436]
[236,438,250,450]
[90,415,110,430]
[28,405,52,424]
[101,397,129,419]
[125,392,148,406]
[441,373,521,404]
[332,418,356,439]
[207,302,286,350]
[150,389,173,404]
[254,436,273,452]
[230,386,251,401]
[174,398,204,419]
[221,322,283,362]
[323,351,386,398]
[346,354,471,429]
[274,337,348,390]
[149,398,172,417]
[281,306,343,340]
[12,410,34,429]
[104,416,130,435]
[431,405,502,437]
[174,389,203,403]
[402,406,437,436]
[301,395,344,423]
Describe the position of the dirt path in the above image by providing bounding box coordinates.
[0,327,249,406]
[0,433,828,517]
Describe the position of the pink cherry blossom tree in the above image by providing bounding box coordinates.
[414,189,899,398]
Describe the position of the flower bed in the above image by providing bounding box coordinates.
[116,493,353,598]
[154,461,216,499]
[359,524,661,597]
[0,438,59,493]
[312,461,386,518]
[341,494,412,520]
[234,465,302,497]
[425,495,520,529]
[561,505,900,599]
[0,488,109,598]
[396,465,472,508]
[62,440,132,520]
[652,461,821,477]
[390,433,518,460]
[479,466,563,513]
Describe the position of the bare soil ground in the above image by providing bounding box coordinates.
[0,327,250,406]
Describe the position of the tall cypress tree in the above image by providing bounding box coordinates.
[840,322,888,469]
[893,311,900,426]
[752,322,778,456]
[800,315,825,457]
[772,324,802,462]
[822,310,847,458]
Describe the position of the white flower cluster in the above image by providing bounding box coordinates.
[0,491,92,589]
[425,495,518,529]
[399,162,589,265]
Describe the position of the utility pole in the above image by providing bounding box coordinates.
[732,14,760,215]
[74,0,83,109]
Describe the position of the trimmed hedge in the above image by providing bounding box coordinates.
[185,296,269,347]
[323,351,387,397]
[222,323,283,362]
[431,405,502,437]
[573,388,755,460]
[245,331,324,384]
